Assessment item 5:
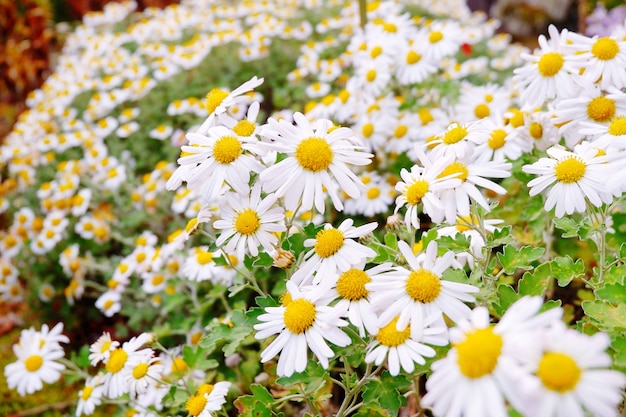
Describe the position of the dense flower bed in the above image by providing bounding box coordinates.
[2,0,626,416]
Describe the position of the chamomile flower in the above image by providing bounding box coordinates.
[95,290,122,317]
[126,354,163,398]
[101,333,154,399]
[149,124,173,140]
[213,184,286,261]
[290,219,377,286]
[343,173,394,217]
[395,40,438,85]
[184,382,231,417]
[369,240,478,338]
[76,374,105,416]
[181,246,220,282]
[567,32,626,90]
[254,281,350,377]
[472,116,530,162]
[523,143,613,217]
[428,121,487,160]
[259,112,373,213]
[581,114,626,149]
[89,331,120,366]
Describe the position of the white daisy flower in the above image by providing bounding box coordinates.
[259,112,373,214]
[181,247,220,282]
[422,297,563,417]
[522,143,614,217]
[254,282,350,377]
[101,333,154,399]
[148,124,173,141]
[89,331,120,366]
[290,219,377,287]
[184,382,231,417]
[95,290,122,318]
[472,115,531,162]
[567,32,626,90]
[368,240,478,338]
[343,172,394,218]
[76,374,105,416]
[428,121,488,160]
[126,354,163,398]
[580,114,626,149]
[213,184,286,261]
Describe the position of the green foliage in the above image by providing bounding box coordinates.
[358,372,410,416]
[496,244,544,274]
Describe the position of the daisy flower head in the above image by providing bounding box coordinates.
[517,108,560,151]
[581,113,626,149]
[126,354,163,398]
[259,112,373,214]
[368,240,478,338]
[520,321,626,417]
[428,120,488,160]
[290,219,377,287]
[76,374,105,416]
[522,142,614,217]
[184,381,231,417]
[216,100,262,141]
[213,183,286,261]
[254,281,350,377]
[394,39,439,86]
[422,296,563,417]
[566,31,626,90]
[343,172,394,218]
[101,332,154,399]
[89,331,120,366]
[471,115,531,163]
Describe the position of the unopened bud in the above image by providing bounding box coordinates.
[272,248,295,269]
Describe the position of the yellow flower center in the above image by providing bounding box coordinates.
[474,104,490,119]
[537,52,564,77]
[509,109,525,128]
[529,122,543,139]
[235,209,260,236]
[196,250,213,265]
[591,37,619,60]
[405,268,441,303]
[81,386,94,401]
[233,119,256,137]
[608,116,626,136]
[152,274,164,286]
[336,269,370,301]
[366,187,381,200]
[418,108,434,124]
[362,123,374,138]
[587,97,616,122]
[394,125,408,139]
[106,348,128,374]
[171,357,188,374]
[370,46,382,58]
[295,137,333,172]
[555,157,586,183]
[377,317,411,347]
[185,394,208,417]
[488,129,507,150]
[406,51,421,65]
[213,136,242,164]
[205,88,229,114]
[25,355,43,372]
[438,161,469,182]
[456,326,503,378]
[314,228,344,258]
[443,126,468,144]
[429,31,443,43]
[537,352,581,392]
[198,383,214,396]
[366,69,377,82]
[284,298,316,334]
[405,180,429,205]
[104,299,115,311]
[132,363,149,379]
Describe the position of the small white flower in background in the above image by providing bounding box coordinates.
[101,333,155,399]
[148,124,173,140]
[428,120,488,160]
[184,381,232,417]
[89,331,120,366]
[76,374,105,416]
[95,290,122,317]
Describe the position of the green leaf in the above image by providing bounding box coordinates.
[596,283,626,305]
[252,252,274,268]
[275,360,327,395]
[182,345,218,371]
[551,256,585,287]
[619,243,626,262]
[493,284,520,317]
[234,384,275,417]
[518,262,550,296]
[582,300,626,331]
[361,371,410,416]
[485,225,514,248]
[604,264,626,285]
[200,309,255,356]
[436,233,471,253]
[442,268,469,284]
[383,232,398,250]
[553,216,592,239]
[496,245,544,274]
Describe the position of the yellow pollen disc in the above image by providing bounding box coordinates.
[405,180,429,205]
[152,274,164,285]
[474,104,490,119]
[537,52,564,77]
[529,122,543,139]
[314,228,344,258]
[185,218,198,233]
[198,383,214,396]
[295,137,333,172]
[455,215,475,232]
[81,386,94,401]
[485,94,493,103]
[370,46,382,58]
[438,161,469,182]
[455,326,503,378]
[443,126,468,144]
[132,363,149,379]
[429,31,443,43]
[171,357,188,374]
[336,269,371,301]
[383,22,397,32]
[377,317,410,347]
[587,97,616,122]
[281,291,293,306]
[488,129,507,150]
[405,268,441,303]
[555,157,586,183]
[537,352,581,392]
[25,355,43,372]
[213,136,242,164]
[185,394,208,417]
[406,51,421,65]
[106,348,128,374]
[100,340,112,353]
[362,123,374,138]
[418,108,434,124]
[366,69,377,82]
[233,119,256,137]
[235,209,261,235]
[591,37,619,60]
[509,110,525,127]
[196,251,213,265]
[104,299,115,310]
[283,298,316,334]
[205,88,229,114]
[394,125,408,138]
[608,116,626,136]
[367,187,381,199]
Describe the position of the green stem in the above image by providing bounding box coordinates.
[358,0,367,28]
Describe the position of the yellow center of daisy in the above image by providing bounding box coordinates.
[25,355,43,372]
[132,363,149,379]
[106,348,128,374]
[405,268,441,303]
[456,326,503,378]
[537,52,564,77]
[196,251,213,265]
[205,88,229,114]
[366,69,377,82]
[185,394,208,417]
[529,122,543,139]
[81,386,94,401]
[537,352,581,392]
[456,215,475,232]
[295,137,333,172]
[377,317,411,347]
[152,274,164,286]
[370,46,382,58]
[362,123,374,138]
[587,97,616,122]
[284,298,316,334]
[171,357,188,374]
[213,136,242,164]
[366,187,381,199]
[235,209,260,235]
[555,157,586,183]
[608,116,626,136]
[429,31,443,43]
[418,108,434,124]
[406,51,421,64]
[198,383,214,396]
[233,119,256,136]
[438,161,469,182]
[394,125,408,139]
[336,268,370,301]
[474,104,490,119]
[405,180,429,205]
[443,126,468,144]
[100,340,112,353]
[103,299,115,310]
[314,228,344,258]
[591,37,619,60]
[488,129,507,150]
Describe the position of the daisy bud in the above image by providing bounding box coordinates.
[225,353,242,368]
[272,248,295,269]
[385,213,403,231]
